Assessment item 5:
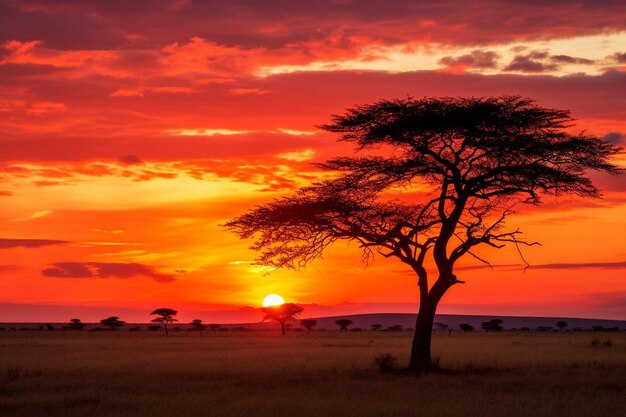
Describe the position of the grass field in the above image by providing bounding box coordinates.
[1,330,624,417]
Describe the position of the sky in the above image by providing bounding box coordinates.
[1,0,625,323]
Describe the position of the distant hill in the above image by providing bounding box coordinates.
[2,313,624,331]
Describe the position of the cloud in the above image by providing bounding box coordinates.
[529,261,626,270]
[611,52,626,63]
[42,262,175,282]
[276,149,315,162]
[603,132,625,145]
[0,190,12,196]
[0,238,67,249]
[166,129,252,136]
[118,154,143,165]
[504,50,596,73]
[438,50,500,70]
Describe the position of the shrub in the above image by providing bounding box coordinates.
[374,353,399,374]
[590,338,601,347]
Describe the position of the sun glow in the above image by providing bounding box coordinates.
[262,294,285,307]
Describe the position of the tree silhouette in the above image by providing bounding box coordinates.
[335,319,353,331]
[261,303,303,335]
[100,316,125,331]
[226,96,621,372]
[147,325,161,332]
[190,319,207,337]
[150,308,178,336]
[481,319,504,332]
[300,319,318,331]
[556,321,568,332]
[459,323,474,332]
[209,324,220,332]
[68,318,85,331]
[371,324,383,331]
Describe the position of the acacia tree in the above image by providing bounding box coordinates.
[190,319,207,337]
[68,318,85,331]
[261,303,303,335]
[556,320,568,332]
[300,319,318,331]
[100,316,125,331]
[335,319,353,331]
[150,308,178,337]
[226,96,620,372]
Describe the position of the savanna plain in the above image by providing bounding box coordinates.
[1,330,624,417]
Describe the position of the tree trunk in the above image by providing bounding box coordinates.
[164,325,169,337]
[408,300,437,372]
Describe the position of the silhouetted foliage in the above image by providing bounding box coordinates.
[150,308,178,336]
[190,319,207,337]
[226,96,621,372]
[129,326,141,332]
[261,303,304,335]
[100,316,125,330]
[45,323,54,331]
[459,323,474,332]
[300,319,318,331]
[147,325,161,332]
[374,353,399,374]
[68,318,85,331]
[370,324,383,331]
[520,327,530,332]
[335,319,353,331]
[556,321,568,331]
[209,324,220,332]
[434,322,449,333]
[386,325,404,332]
[481,319,504,332]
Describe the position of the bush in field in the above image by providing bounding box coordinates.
[374,353,399,374]
[150,308,178,337]
[300,319,317,331]
[371,324,382,331]
[147,325,161,331]
[386,325,403,332]
[100,316,125,330]
[68,318,85,331]
[459,323,474,332]
[335,319,353,331]
[557,321,568,332]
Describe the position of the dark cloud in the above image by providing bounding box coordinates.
[530,261,626,270]
[1,1,625,50]
[42,261,175,282]
[0,190,12,196]
[611,52,626,63]
[0,238,67,249]
[118,154,143,165]
[603,132,625,145]
[504,51,559,73]
[550,54,594,65]
[439,50,500,69]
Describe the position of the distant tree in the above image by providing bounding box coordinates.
[387,325,404,332]
[100,316,125,331]
[300,319,318,331]
[261,303,304,335]
[335,319,353,331]
[147,325,161,331]
[592,325,604,332]
[150,308,178,336]
[434,322,449,333]
[190,319,207,337]
[68,318,85,331]
[459,323,474,332]
[520,327,530,332]
[371,324,383,331]
[556,321,568,332]
[226,96,621,371]
[209,324,220,332]
[481,319,503,332]
[45,323,54,331]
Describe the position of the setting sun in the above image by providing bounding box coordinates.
[262,294,285,307]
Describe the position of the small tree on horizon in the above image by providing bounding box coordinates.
[226,96,621,372]
[68,318,85,331]
[100,316,125,331]
[300,319,318,331]
[190,319,207,337]
[556,321,568,332]
[150,308,178,336]
[261,303,303,335]
[481,319,504,332]
[371,324,383,331]
[209,324,220,332]
[335,319,353,331]
[459,323,474,332]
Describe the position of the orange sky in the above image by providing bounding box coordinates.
[1,1,625,323]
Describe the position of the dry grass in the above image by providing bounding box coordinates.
[1,330,624,417]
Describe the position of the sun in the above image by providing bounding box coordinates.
[262,294,285,307]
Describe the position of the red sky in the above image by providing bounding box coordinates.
[1,0,625,323]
